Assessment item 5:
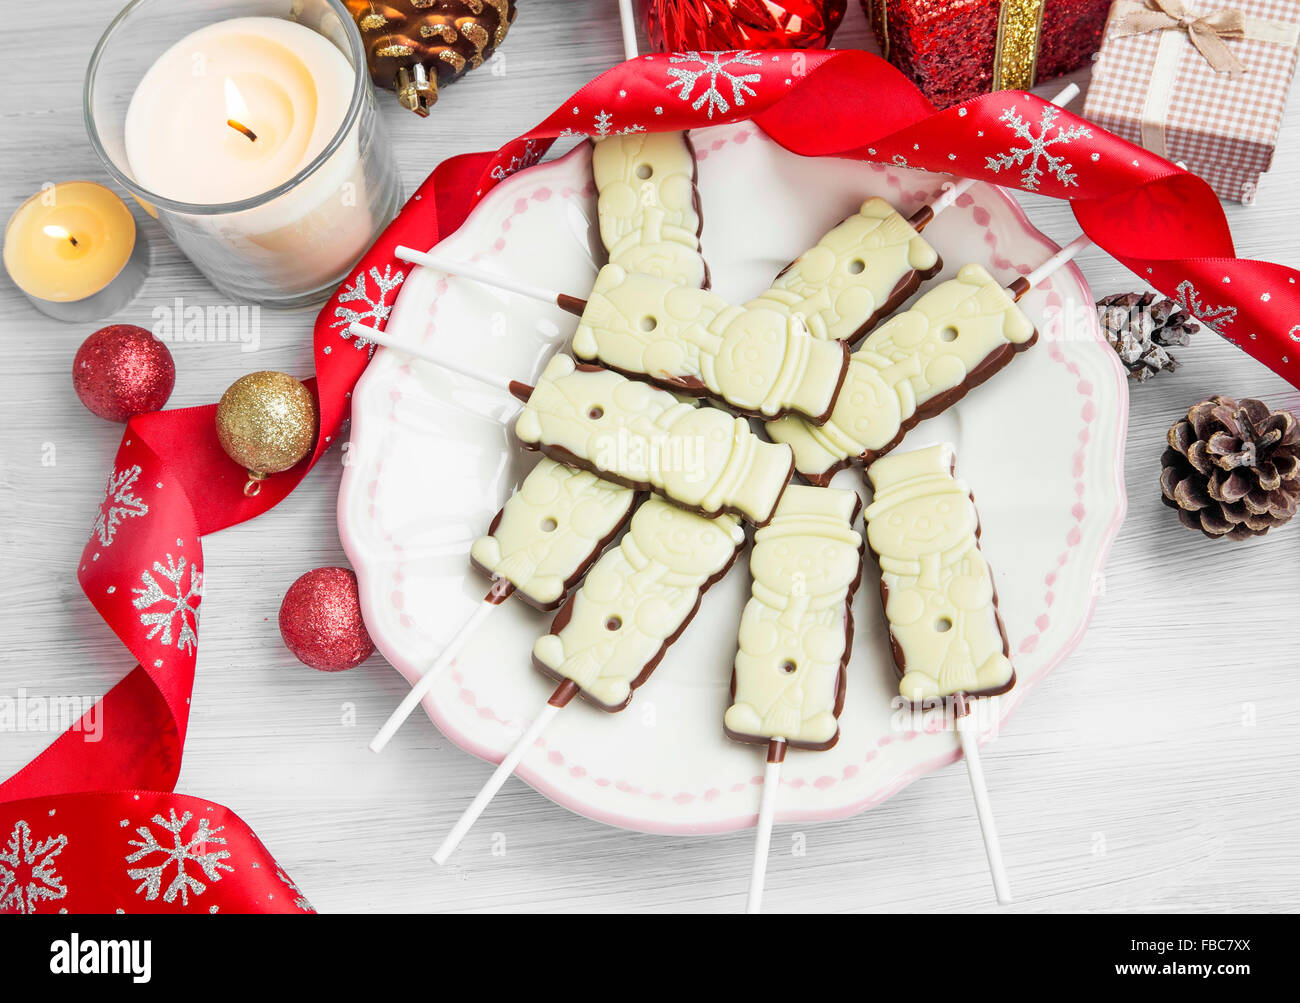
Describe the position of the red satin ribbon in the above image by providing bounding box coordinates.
[0,792,314,914]
[4,49,1294,913]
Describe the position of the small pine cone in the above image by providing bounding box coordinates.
[342,0,517,116]
[1097,291,1199,382]
[1160,396,1300,540]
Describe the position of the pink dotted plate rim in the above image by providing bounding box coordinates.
[340,128,1130,835]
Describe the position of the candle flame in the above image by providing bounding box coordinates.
[224,78,258,142]
[224,77,250,120]
[43,225,78,247]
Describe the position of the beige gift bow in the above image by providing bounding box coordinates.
[1112,0,1249,75]
[1105,0,1300,158]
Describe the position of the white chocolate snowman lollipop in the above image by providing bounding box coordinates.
[573,264,850,422]
[514,354,794,525]
[725,485,864,750]
[592,131,707,288]
[749,198,940,344]
[767,264,1037,484]
[863,443,1014,702]
[534,497,744,710]
[471,458,639,610]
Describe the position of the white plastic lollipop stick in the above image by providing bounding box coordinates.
[347,322,521,398]
[1022,234,1093,291]
[746,738,786,914]
[434,682,577,864]
[617,0,638,61]
[370,591,508,753]
[394,245,586,314]
[919,83,1082,228]
[955,701,1012,904]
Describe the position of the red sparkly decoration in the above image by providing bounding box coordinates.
[644,0,846,51]
[72,324,175,423]
[861,0,1111,109]
[279,567,376,672]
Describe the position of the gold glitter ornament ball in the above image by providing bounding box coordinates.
[216,371,317,489]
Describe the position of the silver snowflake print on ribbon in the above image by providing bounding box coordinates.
[276,866,315,912]
[559,110,645,140]
[331,264,406,357]
[490,139,544,180]
[666,51,762,119]
[0,820,68,914]
[126,809,233,906]
[92,464,149,547]
[1175,280,1238,335]
[133,554,202,655]
[985,103,1093,192]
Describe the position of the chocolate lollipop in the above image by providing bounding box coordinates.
[515,353,795,525]
[369,454,640,754]
[592,129,708,289]
[573,264,852,422]
[335,345,797,527]
[723,485,864,912]
[347,326,793,530]
[471,459,639,611]
[766,262,1038,484]
[749,197,940,345]
[864,442,1014,903]
[434,497,746,862]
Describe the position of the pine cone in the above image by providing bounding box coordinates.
[1097,291,1199,383]
[1160,396,1300,540]
[342,0,517,116]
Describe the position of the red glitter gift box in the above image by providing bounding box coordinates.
[861,0,1113,108]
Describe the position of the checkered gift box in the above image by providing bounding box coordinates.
[1084,0,1300,203]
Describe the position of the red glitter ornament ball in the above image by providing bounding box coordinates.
[72,325,175,423]
[644,0,846,52]
[279,567,376,672]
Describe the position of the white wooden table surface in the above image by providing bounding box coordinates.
[3,1,1299,914]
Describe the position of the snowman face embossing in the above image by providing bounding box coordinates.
[868,488,970,560]
[715,309,788,405]
[633,503,737,576]
[837,363,901,448]
[764,535,858,598]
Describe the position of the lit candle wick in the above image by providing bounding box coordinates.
[224,77,258,143]
[227,119,259,142]
[43,224,79,248]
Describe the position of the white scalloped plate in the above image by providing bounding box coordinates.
[339,122,1128,834]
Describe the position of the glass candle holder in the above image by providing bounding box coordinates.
[85,0,403,310]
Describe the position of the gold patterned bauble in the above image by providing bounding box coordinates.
[342,0,517,117]
[216,371,318,495]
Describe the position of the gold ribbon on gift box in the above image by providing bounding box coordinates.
[872,1,1049,90]
[993,0,1048,89]
[1108,0,1300,156]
